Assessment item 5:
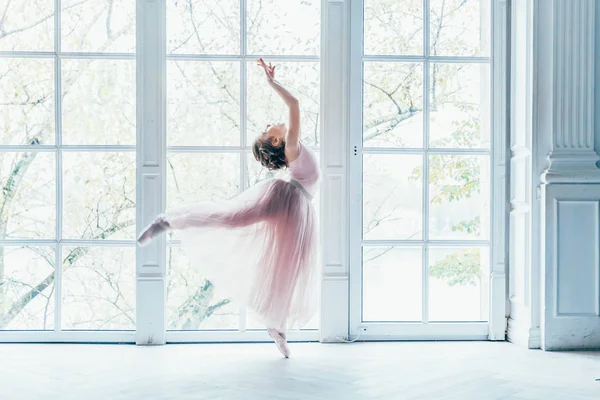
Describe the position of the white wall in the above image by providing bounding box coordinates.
[510,0,600,350]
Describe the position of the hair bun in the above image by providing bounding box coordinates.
[252,137,288,171]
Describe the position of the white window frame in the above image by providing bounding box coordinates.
[347,0,508,341]
[0,0,137,343]
[137,0,322,344]
[0,0,321,344]
[0,0,507,344]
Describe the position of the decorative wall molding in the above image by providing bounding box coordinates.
[489,0,510,341]
[507,318,540,349]
[508,0,538,348]
[541,0,600,183]
[532,0,600,350]
[511,0,600,351]
[541,185,600,350]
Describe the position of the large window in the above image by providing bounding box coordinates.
[0,1,137,333]
[163,0,320,334]
[1,0,504,342]
[350,0,494,337]
[0,0,319,338]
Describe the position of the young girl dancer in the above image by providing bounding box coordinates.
[137,59,320,358]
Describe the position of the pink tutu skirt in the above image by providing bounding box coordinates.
[168,178,319,331]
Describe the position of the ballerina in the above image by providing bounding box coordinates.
[137,59,320,358]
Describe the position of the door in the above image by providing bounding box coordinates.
[349,0,506,340]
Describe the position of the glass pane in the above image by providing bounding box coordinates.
[363,154,422,240]
[363,62,423,148]
[0,0,54,51]
[429,246,489,322]
[303,309,319,330]
[247,62,320,146]
[167,61,240,146]
[246,311,264,330]
[167,0,240,55]
[61,247,135,330]
[167,246,237,330]
[61,0,135,53]
[62,152,136,240]
[0,59,54,145]
[429,63,490,149]
[0,152,55,239]
[247,0,320,56]
[364,0,423,56]
[430,0,490,57]
[429,155,490,240]
[362,246,422,322]
[62,60,135,145]
[0,246,55,330]
[167,153,240,207]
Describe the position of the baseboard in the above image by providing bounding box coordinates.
[507,318,540,349]
[320,336,351,343]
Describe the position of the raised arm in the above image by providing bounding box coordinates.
[257,59,301,159]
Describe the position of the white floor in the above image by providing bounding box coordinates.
[1,342,599,399]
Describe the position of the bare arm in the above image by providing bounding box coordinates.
[269,80,300,150]
[257,59,301,159]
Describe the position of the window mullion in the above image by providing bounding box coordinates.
[54,0,63,334]
[0,51,55,58]
[238,0,248,333]
[59,52,135,60]
[240,0,248,188]
[164,54,319,62]
[422,0,431,325]
[136,0,168,345]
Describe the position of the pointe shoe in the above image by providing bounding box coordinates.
[137,215,170,247]
[268,328,290,358]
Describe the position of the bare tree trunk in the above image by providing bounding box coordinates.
[0,9,131,329]
[0,219,134,329]
[0,150,40,319]
[0,246,5,316]
[0,270,55,328]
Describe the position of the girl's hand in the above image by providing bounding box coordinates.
[257,58,275,82]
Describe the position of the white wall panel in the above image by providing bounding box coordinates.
[543,186,600,350]
[555,201,599,317]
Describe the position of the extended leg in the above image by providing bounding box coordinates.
[137,197,270,247]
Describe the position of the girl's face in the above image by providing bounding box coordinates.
[262,123,287,146]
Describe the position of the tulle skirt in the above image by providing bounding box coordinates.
[167,178,319,331]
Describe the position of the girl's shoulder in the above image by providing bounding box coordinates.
[286,142,303,165]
